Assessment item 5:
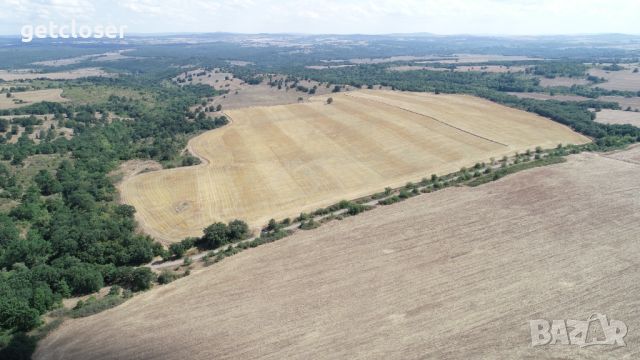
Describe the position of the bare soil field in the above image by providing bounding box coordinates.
[415,53,538,64]
[0,89,67,109]
[36,149,640,360]
[391,65,527,73]
[594,109,640,126]
[599,96,640,111]
[120,90,589,242]
[506,92,589,101]
[538,77,590,87]
[0,67,107,81]
[32,50,135,66]
[342,54,537,65]
[588,68,640,91]
[305,64,356,70]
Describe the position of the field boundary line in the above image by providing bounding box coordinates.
[343,92,510,147]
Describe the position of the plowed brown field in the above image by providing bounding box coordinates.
[36,148,640,359]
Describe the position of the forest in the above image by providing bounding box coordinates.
[0,66,228,357]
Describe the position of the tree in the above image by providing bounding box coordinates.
[265,218,279,232]
[0,298,40,331]
[228,219,249,240]
[64,264,104,295]
[326,97,333,105]
[216,104,222,111]
[200,222,229,249]
[0,214,19,246]
[169,242,186,258]
[5,92,11,98]
[34,170,62,196]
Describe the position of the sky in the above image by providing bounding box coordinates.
[0,0,639,36]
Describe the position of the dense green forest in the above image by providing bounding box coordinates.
[0,66,230,356]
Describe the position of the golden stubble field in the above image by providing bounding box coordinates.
[0,89,67,109]
[36,147,640,360]
[0,67,107,81]
[120,90,590,242]
[595,109,640,127]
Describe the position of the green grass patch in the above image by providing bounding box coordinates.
[62,84,154,105]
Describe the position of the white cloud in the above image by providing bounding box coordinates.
[0,0,638,35]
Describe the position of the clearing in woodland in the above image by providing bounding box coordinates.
[120,90,590,242]
[0,89,67,109]
[35,148,640,360]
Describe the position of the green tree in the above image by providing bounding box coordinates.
[34,170,62,196]
[64,264,104,295]
[200,222,229,249]
[228,219,249,240]
[0,297,40,331]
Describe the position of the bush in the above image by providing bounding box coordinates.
[64,264,104,295]
[113,267,156,292]
[227,219,249,240]
[169,243,186,259]
[299,219,319,230]
[157,270,178,285]
[69,295,125,318]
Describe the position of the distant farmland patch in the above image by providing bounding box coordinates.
[588,67,640,91]
[0,89,67,109]
[0,67,108,81]
[595,109,640,126]
[538,76,589,87]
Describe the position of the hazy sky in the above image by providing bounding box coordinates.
[0,0,638,36]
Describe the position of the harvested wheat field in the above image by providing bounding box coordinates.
[36,148,640,360]
[538,76,590,87]
[0,89,67,109]
[120,90,589,242]
[0,67,107,81]
[595,109,640,126]
[588,68,640,91]
[599,96,640,112]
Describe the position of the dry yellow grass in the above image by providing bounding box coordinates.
[120,90,589,242]
[0,67,107,81]
[35,149,640,360]
[0,89,67,109]
[588,68,640,91]
[595,109,640,127]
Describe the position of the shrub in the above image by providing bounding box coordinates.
[157,270,178,285]
[299,219,319,230]
[169,243,186,259]
[113,267,156,292]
